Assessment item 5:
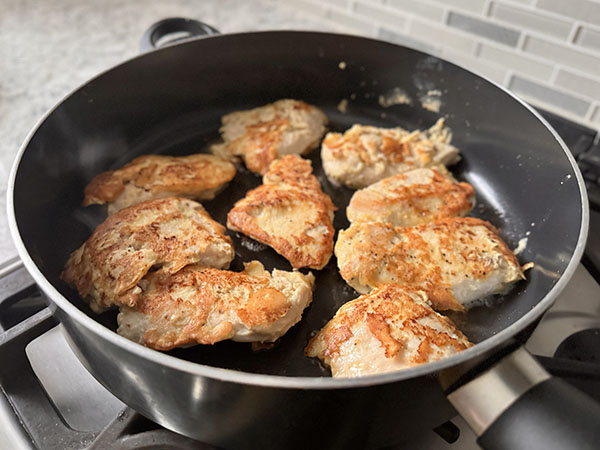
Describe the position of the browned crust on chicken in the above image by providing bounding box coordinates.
[335,217,524,311]
[83,154,236,213]
[213,99,328,175]
[321,119,460,188]
[347,166,475,226]
[227,155,336,269]
[117,261,315,350]
[62,197,234,313]
[305,284,473,377]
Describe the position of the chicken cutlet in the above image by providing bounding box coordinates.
[347,166,475,227]
[212,99,328,175]
[117,261,315,350]
[321,119,460,188]
[227,155,335,270]
[305,284,472,377]
[83,154,236,214]
[62,197,235,313]
[335,217,524,311]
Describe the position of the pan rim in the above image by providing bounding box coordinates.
[7,29,590,390]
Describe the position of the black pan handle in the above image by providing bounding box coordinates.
[447,347,600,450]
[140,18,220,53]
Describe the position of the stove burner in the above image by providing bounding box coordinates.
[555,328,600,365]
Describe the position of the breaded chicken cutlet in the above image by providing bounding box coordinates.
[321,119,460,188]
[83,154,236,214]
[227,155,336,270]
[118,261,314,350]
[62,197,234,313]
[347,166,475,227]
[212,99,328,175]
[305,284,473,377]
[335,217,524,311]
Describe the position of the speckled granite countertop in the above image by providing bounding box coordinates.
[0,0,343,265]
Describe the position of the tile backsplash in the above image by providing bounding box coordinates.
[277,0,600,130]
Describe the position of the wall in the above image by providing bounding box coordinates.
[277,0,600,130]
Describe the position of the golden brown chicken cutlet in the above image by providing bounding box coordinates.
[227,155,336,270]
[62,197,235,313]
[117,261,314,350]
[211,99,328,175]
[335,217,524,311]
[321,119,460,188]
[305,284,473,377]
[347,166,475,227]
[83,154,236,214]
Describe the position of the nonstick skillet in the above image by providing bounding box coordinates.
[8,19,600,450]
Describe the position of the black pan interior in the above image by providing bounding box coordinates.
[13,32,583,376]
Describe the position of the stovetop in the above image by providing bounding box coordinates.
[1,109,600,450]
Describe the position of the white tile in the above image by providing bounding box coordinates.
[386,0,445,22]
[428,0,487,15]
[575,26,600,52]
[523,36,599,76]
[409,18,477,54]
[509,75,591,116]
[489,2,573,40]
[447,11,521,46]
[478,43,554,80]
[354,2,407,30]
[536,0,600,25]
[326,6,377,35]
[555,69,600,101]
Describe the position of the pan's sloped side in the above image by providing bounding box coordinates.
[55,303,454,450]
[9,31,586,448]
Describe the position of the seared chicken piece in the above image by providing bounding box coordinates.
[227,155,336,270]
[347,166,475,227]
[83,154,236,214]
[305,284,472,377]
[117,261,315,350]
[62,197,234,313]
[212,99,328,175]
[321,119,460,188]
[335,217,524,311]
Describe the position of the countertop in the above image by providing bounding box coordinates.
[0,0,342,266]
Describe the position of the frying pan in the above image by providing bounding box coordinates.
[7,19,600,450]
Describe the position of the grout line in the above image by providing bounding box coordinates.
[516,30,528,50]
[568,22,582,44]
[583,103,596,123]
[548,65,560,85]
[503,69,515,88]
[484,0,494,17]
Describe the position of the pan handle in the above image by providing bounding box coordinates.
[140,18,220,53]
[447,346,600,450]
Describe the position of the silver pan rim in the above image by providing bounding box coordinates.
[7,30,590,390]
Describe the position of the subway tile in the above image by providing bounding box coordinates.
[447,11,520,46]
[378,27,437,54]
[409,18,477,54]
[478,43,554,80]
[537,0,600,25]
[326,7,377,35]
[501,0,535,4]
[555,69,600,102]
[278,0,327,17]
[427,0,486,15]
[328,0,350,8]
[354,2,406,30]
[440,48,508,84]
[489,2,573,40]
[576,26,600,53]
[509,75,591,117]
[523,36,599,76]
[385,0,445,22]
